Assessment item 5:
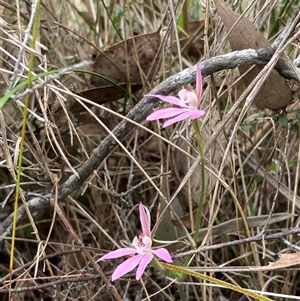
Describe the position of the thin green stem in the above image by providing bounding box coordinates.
[10,0,41,278]
[100,0,123,40]
[184,119,205,267]
[192,118,205,242]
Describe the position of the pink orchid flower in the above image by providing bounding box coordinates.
[146,64,205,128]
[97,203,172,281]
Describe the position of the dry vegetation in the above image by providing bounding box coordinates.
[1,0,300,300]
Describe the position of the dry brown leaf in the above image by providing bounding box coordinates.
[67,30,161,112]
[266,252,300,270]
[75,116,117,137]
[215,0,292,110]
[70,83,142,113]
[91,29,161,88]
[52,83,141,122]
[58,113,116,136]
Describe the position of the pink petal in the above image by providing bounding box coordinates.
[139,203,151,237]
[136,253,153,280]
[132,236,138,245]
[195,64,203,101]
[111,254,144,281]
[145,94,181,106]
[97,247,137,262]
[178,89,198,108]
[177,89,189,101]
[141,236,152,251]
[152,248,173,263]
[190,109,205,119]
[147,107,189,121]
[162,111,193,128]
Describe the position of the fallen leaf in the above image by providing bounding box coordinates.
[58,113,116,136]
[70,83,142,113]
[66,30,161,111]
[266,252,300,270]
[215,0,292,110]
[91,29,161,88]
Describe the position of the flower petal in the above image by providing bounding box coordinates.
[136,253,153,280]
[97,247,137,262]
[152,248,173,262]
[139,203,151,237]
[132,236,139,247]
[162,111,193,128]
[195,64,203,101]
[190,109,205,120]
[178,89,198,108]
[142,236,152,250]
[111,254,144,281]
[147,107,188,121]
[145,94,181,106]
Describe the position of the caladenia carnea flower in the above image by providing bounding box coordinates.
[97,203,173,281]
[146,64,205,128]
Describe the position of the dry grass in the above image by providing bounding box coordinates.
[0,0,300,300]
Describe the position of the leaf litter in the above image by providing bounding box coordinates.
[215,0,293,110]
[1,1,300,300]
